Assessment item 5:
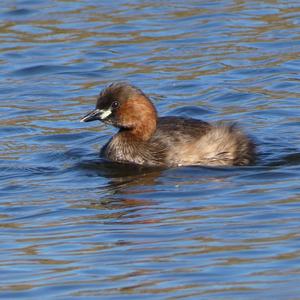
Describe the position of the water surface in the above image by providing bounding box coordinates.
[1,0,300,299]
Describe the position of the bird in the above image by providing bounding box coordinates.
[81,82,255,167]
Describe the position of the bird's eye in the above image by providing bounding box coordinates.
[112,101,119,109]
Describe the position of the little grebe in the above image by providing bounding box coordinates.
[81,83,255,167]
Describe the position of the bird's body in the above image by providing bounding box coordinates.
[81,83,255,167]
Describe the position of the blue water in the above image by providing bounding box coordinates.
[1,0,300,299]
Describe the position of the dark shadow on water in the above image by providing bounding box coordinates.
[78,157,246,178]
[76,158,163,193]
[75,157,262,193]
[266,152,300,167]
[78,158,164,178]
[76,156,281,182]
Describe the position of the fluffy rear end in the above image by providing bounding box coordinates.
[195,125,255,166]
[169,124,255,167]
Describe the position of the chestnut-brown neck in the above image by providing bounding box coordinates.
[117,95,157,141]
[130,113,157,141]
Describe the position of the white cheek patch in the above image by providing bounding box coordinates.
[100,109,112,120]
